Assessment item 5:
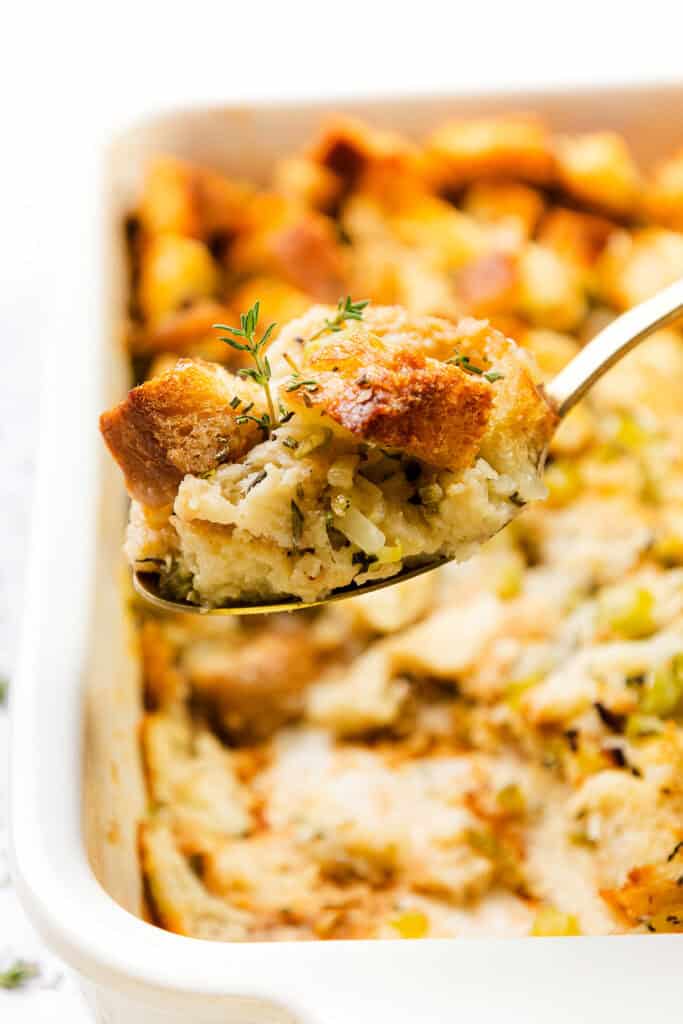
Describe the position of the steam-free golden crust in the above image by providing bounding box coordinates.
[277,305,556,475]
[425,115,556,190]
[285,320,495,472]
[100,359,259,507]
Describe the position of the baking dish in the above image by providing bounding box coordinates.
[10,82,683,1023]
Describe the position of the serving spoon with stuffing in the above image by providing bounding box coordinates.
[112,279,683,615]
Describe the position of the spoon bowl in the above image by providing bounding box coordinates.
[133,278,683,616]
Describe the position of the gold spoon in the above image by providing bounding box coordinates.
[134,278,683,616]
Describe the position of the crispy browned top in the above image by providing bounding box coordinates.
[285,323,495,471]
[99,359,259,507]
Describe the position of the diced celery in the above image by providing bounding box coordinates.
[544,461,581,507]
[375,542,403,564]
[504,673,543,708]
[530,907,581,937]
[389,910,429,939]
[625,713,664,739]
[640,655,683,717]
[294,427,332,459]
[496,563,523,600]
[496,783,526,817]
[598,585,656,639]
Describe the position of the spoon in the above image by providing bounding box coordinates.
[134,278,683,616]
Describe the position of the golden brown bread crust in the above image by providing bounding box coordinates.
[100,359,259,507]
[139,156,254,239]
[425,115,556,190]
[229,196,348,303]
[285,324,494,472]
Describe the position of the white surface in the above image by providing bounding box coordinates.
[2,2,683,1019]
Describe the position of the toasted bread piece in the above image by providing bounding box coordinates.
[229,195,347,302]
[284,323,494,472]
[139,155,254,239]
[279,305,556,477]
[554,132,642,218]
[100,359,260,507]
[309,115,423,194]
[425,114,556,190]
[644,147,683,231]
[128,300,240,359]
[138,234,220,324]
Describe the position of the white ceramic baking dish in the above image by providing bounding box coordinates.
[10,83,683,1024]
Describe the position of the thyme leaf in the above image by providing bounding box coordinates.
[214,303,278,435]
[291,500,304,545]
[309,296,369,342]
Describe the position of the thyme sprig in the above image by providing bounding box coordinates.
[309,296,369,341]
[0,959,40,990]
[214,302,279,436]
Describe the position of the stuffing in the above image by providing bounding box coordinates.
[104,304,555,606]
[120,113,683,943]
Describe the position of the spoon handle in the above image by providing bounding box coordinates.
[544,277,683,418]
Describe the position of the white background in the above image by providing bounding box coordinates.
[1,1,682,1018]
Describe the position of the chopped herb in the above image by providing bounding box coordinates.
[0,677,8,706]
[564,728,579,752]
[214,302,278,435]
[244,469,267,494]
[235,410,272,438]
[282,436,299,450]
[667,840,683,863]
[285,372,321,393]
[309,296,369,342]
[291,500,304,545]
[447,353,483,374]
[229,395,242,409]
[594,702,625,733]
[446,352,505,383]
[0,959,40,990]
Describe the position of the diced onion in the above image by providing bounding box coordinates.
[334,506,385,554]
[294,427,332,459]
[327,455,360,489]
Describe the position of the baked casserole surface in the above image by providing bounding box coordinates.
[124,113,683,940]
